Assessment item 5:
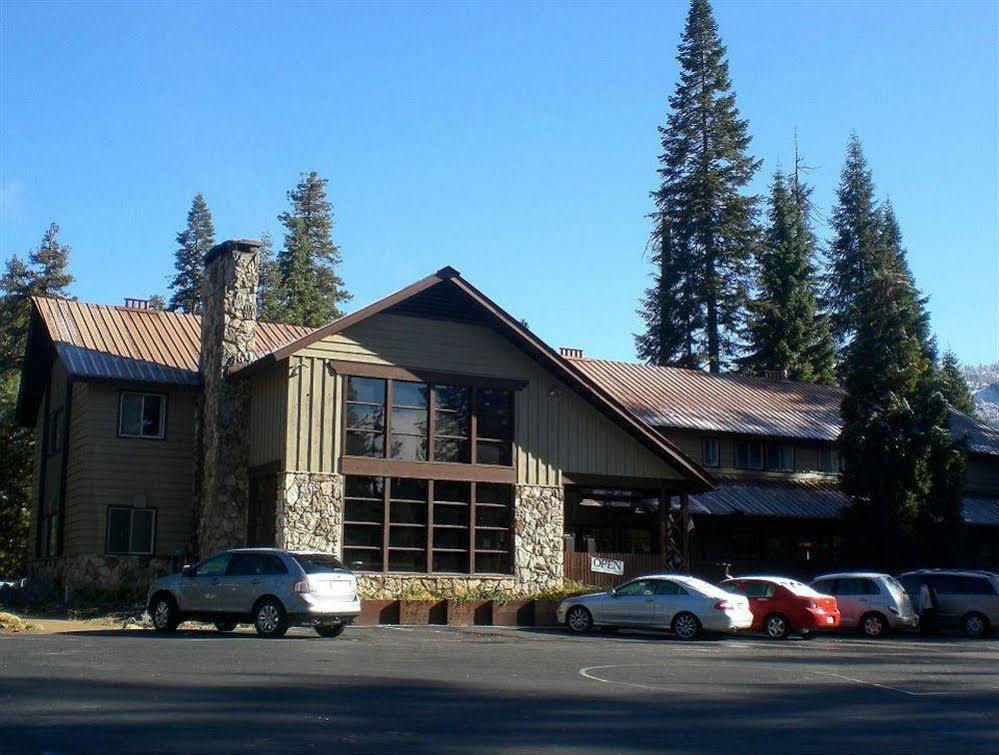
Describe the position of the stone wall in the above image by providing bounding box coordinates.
[513,484,565,591]
[196,240,260,557]
[276,472,343,553]
[31,555,174,602]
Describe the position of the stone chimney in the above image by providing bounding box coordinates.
[195,239,260,557]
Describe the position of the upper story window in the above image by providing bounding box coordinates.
[106,506,155,555]
[818,445,835,473]
[766,443,794,472]
[734,440,764,470]
[119,392,166,439]
[701,437,720,467]
[47,408,64,454]
[345,376,513,467]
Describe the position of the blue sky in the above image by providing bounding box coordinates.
[2,1,997,366]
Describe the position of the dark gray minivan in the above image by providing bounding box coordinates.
[898,569,999,638]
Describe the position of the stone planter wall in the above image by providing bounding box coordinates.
[276,472,344,553]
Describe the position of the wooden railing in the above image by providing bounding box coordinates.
[563,551,667,588]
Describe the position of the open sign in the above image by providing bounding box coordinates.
[591,557,625,576]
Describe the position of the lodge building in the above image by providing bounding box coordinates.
[16,239,999,596]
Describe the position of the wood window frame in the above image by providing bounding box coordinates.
[766,442,795,472]
[117,391,167,440]
[104,505,157,556]
[342,476,514,576]
[341,370,517,475]
[734,439,764,470]
[701,437,720,468]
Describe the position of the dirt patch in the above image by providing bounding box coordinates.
[0,612,36,633]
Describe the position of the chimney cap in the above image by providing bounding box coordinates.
[204,238,263,265]
[559,347,584,359]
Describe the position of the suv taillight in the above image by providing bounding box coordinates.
[293,579,311,594]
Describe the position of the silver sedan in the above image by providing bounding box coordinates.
[556,574,753,640]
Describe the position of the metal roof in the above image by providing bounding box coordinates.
[33,297,313,385]
[689,480,851,520]
[962,495,999,527]
[949,410,999,457]
[570,358,844,441]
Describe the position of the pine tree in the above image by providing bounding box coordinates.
[168,194,215,313]
[838,208,965,567]
[740,163,835,383]
[29,222,73,296]
[0,256,34,374]
[273,171,351,327]
[147,294,167,312]
[256,231,282,322]
[826,134,881,347]
[938,350,974,414]
[637,0,760,373]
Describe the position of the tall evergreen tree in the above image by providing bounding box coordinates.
[0,223,74,574]
[826,134,881,347]
[938,350,974,414]
[637,0,760,373]
[273,171,350,327]
[740,163,835,383]
[168,194,215,313]
[838,207,965,568]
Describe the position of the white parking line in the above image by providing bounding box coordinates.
[806,670,948,697]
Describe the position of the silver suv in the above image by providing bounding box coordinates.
[146,549,361,638]
[810,572,918,638]
[897,569,999,638]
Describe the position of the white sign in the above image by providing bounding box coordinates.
[591,556,624,576]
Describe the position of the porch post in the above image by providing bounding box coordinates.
[658,485,669,570]
[680,492,690,571]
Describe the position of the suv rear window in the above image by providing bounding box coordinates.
[293,554,347,574]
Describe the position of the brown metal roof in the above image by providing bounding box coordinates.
[32,297,314,385]
[570,358,844,441]
[689,479,850,519]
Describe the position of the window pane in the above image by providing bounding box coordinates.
[476,483,511,506]
[434,385,470,412]
[475,506,509,528]
[345,499,383,524]
[476,440,511,466]
[120,394,143,436]
[347,377,386,404]
[262,556,288,575]
[390,434,427,461]
[475,553,509,574]
[345,476,384,499]
[346,430,385,457]
[477,412,511,441]
[433,481,470,503]
[433,504,469,526]
[343,548,381,571]
[391,478,428,502]
[141,396,163,437]
[344,525,383,548]
[476,530,509,551]
[392,381,428,408]
[434,437,470,463]
[477,389,511,416]
[346,405,384,431]
[228,554,264,576]
[434,527,469,549]
[434,411,469,438]
[391,501,427,525]
[107,509,130,553]
[196,554,229,577]
[391,407,428,436]
[389,550,426,572]
[433,551,469,574]
[390,526,426,548]
[130,510,154,553]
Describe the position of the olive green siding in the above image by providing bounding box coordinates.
[291,313,684,485]
[659,428,839,478]
[247,362,289,468]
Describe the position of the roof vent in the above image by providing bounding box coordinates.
[559,347,584,359]
[123,298,151,310]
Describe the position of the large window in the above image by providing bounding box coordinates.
[344,376,513,466]
[342,475,513,574]
[106,506,155,555]
[119,392,165,439]
[734,440,764,470]
[701,437,720,467]
[766,443,794,472]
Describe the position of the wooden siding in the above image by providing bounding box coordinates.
[293,313,684,485]
[63,383,197,557]
[285,355,339,474]
[247,362,289,467]
[660,428,840,479]
[563,551,667,587]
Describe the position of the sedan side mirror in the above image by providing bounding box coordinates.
[181,564,194,577]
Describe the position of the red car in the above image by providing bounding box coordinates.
[720,576,840,639]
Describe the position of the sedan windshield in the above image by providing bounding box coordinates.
[293,554,346,574]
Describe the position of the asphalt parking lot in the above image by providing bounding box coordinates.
[1,625,997,754]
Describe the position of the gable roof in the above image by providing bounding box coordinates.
[569,356,999,457]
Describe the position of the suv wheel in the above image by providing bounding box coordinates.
[315,623,346,638]
[151,595,179,633]
[962,612,989,638]
[253,598,288,638]
[860,612,887,638]
[214,621,238,633]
